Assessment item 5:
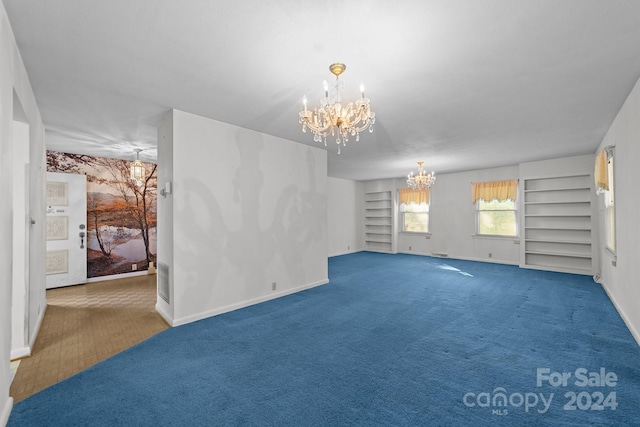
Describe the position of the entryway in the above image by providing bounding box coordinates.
[10,274,168,403]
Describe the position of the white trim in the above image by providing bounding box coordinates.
[472,234,519,241]
[329,249,360,257]
[600,281,640,347]
[86,270,148,283]
[399,232,431,238]
[519,263,592,276]
[171,279,329,327]
[397,251,518,266]
[1,397,13,427]
[10,302,48,360]
[450,255,519,266]
[155,302,174,327]
[603,247,617,261]
[10,346,30,361]
[28,302,47,350]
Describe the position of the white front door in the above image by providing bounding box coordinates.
[46,172,87,289]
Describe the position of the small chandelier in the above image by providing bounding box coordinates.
[130,149,145,186]
[299,63,375,154]
[407,161,436,189]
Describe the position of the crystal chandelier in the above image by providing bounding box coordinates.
[299,63,375,154]
[130,149,145,186]
[407,161,436,189]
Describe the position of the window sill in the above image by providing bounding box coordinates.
[472,234,519,242]
[400,232,431,238]
[604,247,617,261]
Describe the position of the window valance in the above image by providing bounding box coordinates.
[471,179,518,204]
[399,187,430,205]
[594,149,609,192]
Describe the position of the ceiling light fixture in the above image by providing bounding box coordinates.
[130,149,145,186]
[299,63,375,154]
[407,161,436,189]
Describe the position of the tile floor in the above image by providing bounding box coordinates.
[10,274,168,403]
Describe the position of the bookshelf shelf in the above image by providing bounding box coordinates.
[364,190,393,253]
[522,175,593,275]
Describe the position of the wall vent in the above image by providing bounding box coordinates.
[431,252,449,258]
[158,262,170,304]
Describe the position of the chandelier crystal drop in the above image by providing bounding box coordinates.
[299,63,375,154]
[407,161,436,189]
[130,149,145,187]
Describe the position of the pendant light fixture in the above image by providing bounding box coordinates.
[130,149,145,186]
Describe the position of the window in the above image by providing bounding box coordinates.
[476,198,517,236]
[399,187,430,233]
[596,147,616,253]
[605,154,616,252]
[401,202,429,233]
[472,179,518,237]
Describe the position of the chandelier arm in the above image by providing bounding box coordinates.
[303,119,332,135]
[350,121,372,133]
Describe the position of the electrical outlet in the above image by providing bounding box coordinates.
[409,246,412,251]
[272,282,277,290]
[488,253,492,258]
[611,260,617,267]
[348,245,350,250]
[132,264,137,271]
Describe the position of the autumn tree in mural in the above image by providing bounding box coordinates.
[47,150,157,278]
[91,157,157,265]
[87,192,131,257]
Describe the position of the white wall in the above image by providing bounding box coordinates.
[158,110,328,326]
[595,76,640,345]
[1,3,47,424]
[327,177,364,257]
[395,165,521,264]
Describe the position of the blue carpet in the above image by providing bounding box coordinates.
[9,253,640,426]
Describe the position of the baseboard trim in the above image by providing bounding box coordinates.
[329,249,361,258]
[28,303,47,351]
[1,396,13,427]
[11,303,48,360]
[86,270,148,283]
[600,281,640,347]
[396,251,519,266]
[172,279,329,327]
[446,254,519,266]
[10,346,30,361]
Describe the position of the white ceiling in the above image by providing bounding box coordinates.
[5,0,640,181]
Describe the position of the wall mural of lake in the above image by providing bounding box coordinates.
[47,150,157,278]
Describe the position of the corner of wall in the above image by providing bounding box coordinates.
[156,110,174,324]
[1,396,13,427]
[599,280,640,347]
[155,301,175,327]
[28,303,47,350]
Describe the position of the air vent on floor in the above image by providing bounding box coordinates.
[158,262,170,304]
[431,252,449,258]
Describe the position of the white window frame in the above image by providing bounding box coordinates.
[400,202,430,234]
[474,197,518,238]
[604,153,616,254]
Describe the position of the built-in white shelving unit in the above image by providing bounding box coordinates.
[364,190,393,253]
[522,175,593,275]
